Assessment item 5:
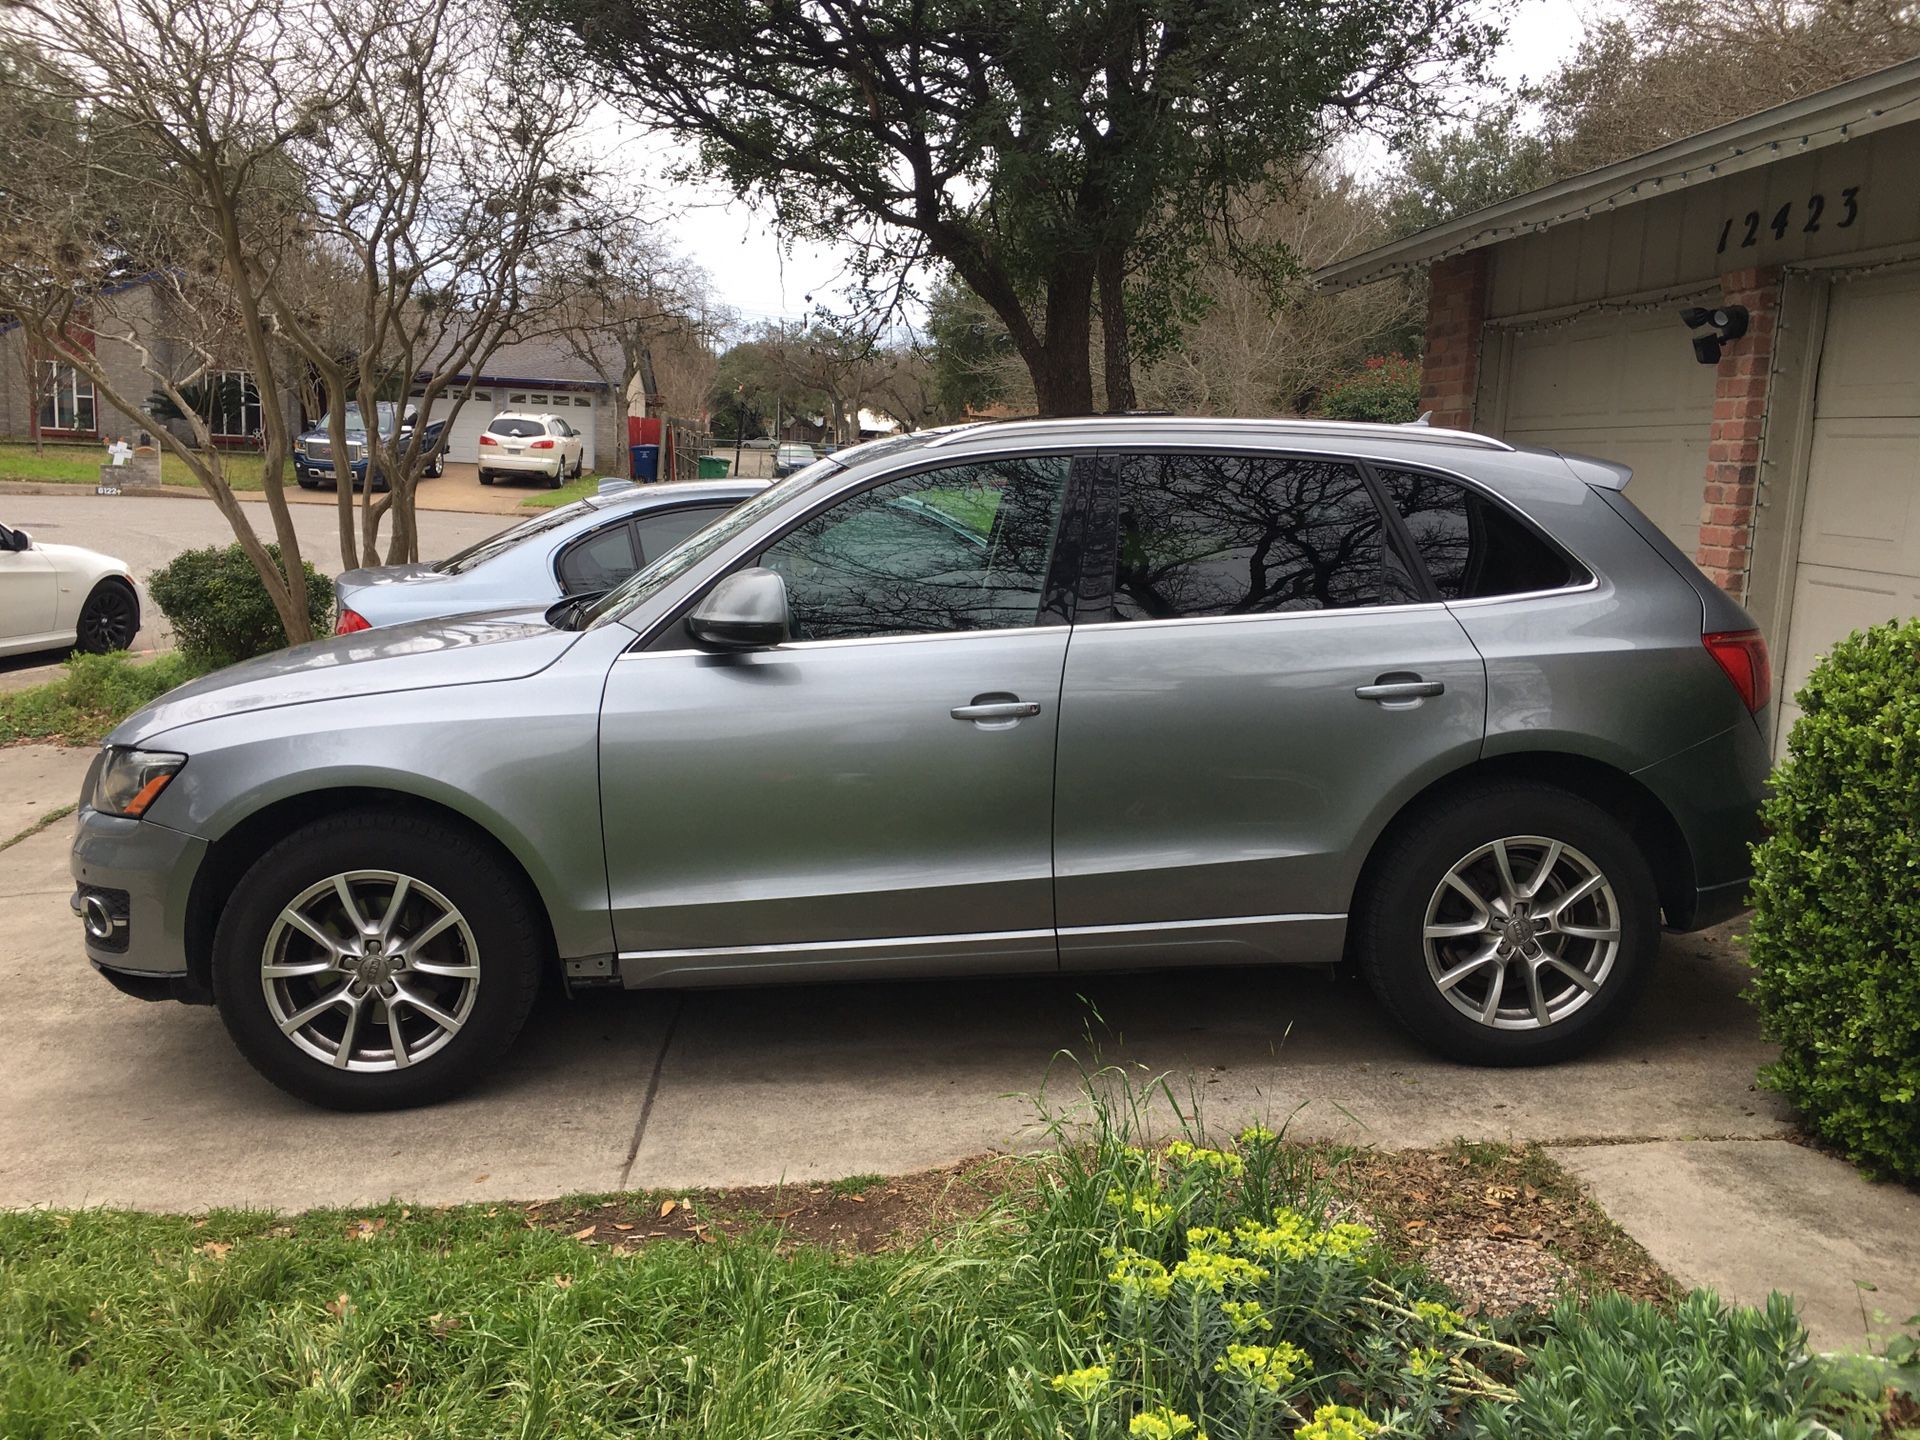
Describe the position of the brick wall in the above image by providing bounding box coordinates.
[1695,265,1782,597]
[1419,252,1489,431]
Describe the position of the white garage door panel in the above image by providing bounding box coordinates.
[435,392,499,464]
[1776,269,1920,752]
[1499,310,1718,560]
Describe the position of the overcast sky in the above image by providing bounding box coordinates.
[628,0,1605,331]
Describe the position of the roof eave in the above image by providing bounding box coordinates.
[1314,55,1920,291]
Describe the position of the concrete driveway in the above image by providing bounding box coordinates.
[1,745,1794,1215]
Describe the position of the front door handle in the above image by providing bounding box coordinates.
[952,697,1042,723]
[1355,677,1445,704]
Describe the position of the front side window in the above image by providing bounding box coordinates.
[1103,452,1418,620]
[1375,467,1576,599]
[760,456,1071,641]
[39,362,96,434]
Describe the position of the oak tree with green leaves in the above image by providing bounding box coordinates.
[521,0,1501,416]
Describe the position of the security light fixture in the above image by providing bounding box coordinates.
[1681,304,1751,364]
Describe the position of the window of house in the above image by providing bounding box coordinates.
[1374,467,1577,600]
[39,362,96,434]
[209,371,262,438]
[1103,453,1420,620]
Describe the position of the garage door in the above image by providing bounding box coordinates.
[1497,309,1719,557]
[1777,269,1920,748]
[424,390,501,464]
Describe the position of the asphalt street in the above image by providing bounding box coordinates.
[0,493,505,679]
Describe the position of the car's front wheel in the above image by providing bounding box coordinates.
[1354,782,1656,1065]
[75,577,139,653]
[211,809,545,1109]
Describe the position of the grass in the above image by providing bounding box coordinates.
[0,651,210,746]
[826,1173,887,1198]
[0,440,264,490]
[0,1071,1911,1438]
[517,472,606,509]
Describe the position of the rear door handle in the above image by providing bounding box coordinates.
[952,698,1042,722]
[1355,678,1444,703]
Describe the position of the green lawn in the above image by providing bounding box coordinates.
[0,651,210,746]
[0,440,264,490]
[517,473,603,509]
[0,1082,1907,1438]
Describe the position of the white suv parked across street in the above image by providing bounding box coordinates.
[477,413,587,489]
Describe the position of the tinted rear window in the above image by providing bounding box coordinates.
[1375,468,1575,600]
[1104,453,1420,620]
[487,418,546,438]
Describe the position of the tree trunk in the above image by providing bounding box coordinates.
[1097,250,1137,413]
[1020,268,1097,416]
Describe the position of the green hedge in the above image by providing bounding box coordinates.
[1748,616,1920,1181]
[148,543,334,669]
[1316,355,1421,424]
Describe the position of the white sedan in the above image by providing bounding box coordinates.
[0,521,141,657]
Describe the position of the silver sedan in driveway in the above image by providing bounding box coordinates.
[333,479,765,631]
[71,418,1771,1110]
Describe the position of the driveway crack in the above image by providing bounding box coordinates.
[617,992,685,1191]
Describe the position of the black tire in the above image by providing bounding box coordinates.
[546,470,563,489]
[1353,781,1657,1066]
[427,453,444,478]
[211,808,546,1110]
[297,474,319,490]
[478,471,494,485]
[75,577,140,653]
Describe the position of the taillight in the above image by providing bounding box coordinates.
[336,608,371,635]
[479,433,498,446]
[1703,630,1771,714]
[530,439,555,449]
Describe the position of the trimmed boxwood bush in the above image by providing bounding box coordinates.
[1747,616,1920,1181]
[1316,355,1422,424]
[148,542,334,669]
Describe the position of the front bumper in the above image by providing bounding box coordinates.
[70,804,207,998]
[294,455,370,482]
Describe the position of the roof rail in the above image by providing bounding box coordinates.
[924,415,1514,452]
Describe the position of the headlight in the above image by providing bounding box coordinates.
[93,747,186,818]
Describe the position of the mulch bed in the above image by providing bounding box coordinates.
[529,1142,1671,1316]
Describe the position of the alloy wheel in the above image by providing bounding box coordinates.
[1421,836,1621,1031]
[260,870,480,1071]
[82,586,138,650]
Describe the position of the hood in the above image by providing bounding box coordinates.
[112,609,574,744]
[35,540,125,571]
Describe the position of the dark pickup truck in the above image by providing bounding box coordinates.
[293,403,447,492]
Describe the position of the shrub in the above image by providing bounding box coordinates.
[1316,355,1422,424]
[1465,1290,1832,1440]
[148,543,334,668]
[1747,616,1920,1181]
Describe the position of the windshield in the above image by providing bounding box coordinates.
[579,459,844,629]
[317,403,406,438]
[434,500,595,575]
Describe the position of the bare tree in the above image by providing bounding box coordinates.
[0,0,327,639]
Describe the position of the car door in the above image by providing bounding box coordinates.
[1052,449,1488,970]
[597,454,1083,984]
[0,526,58,647]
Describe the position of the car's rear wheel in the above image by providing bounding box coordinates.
[546,468,563,489]
[478,471,494,485]
[1354,782,1657,1065]
[75,577,139,653]
[211,810,545,1110]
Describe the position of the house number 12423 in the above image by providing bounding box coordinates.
[1717,187,1859,253]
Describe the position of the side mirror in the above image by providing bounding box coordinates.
[7,528,31,552]
[686,568,790,651]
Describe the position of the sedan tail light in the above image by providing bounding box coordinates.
[479,433,499,446]
[336,608,371,635]
[1703,629,1771,713]
[529,439,555,449]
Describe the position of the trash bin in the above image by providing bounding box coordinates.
[697,455,731,479]
[630,443,660,482]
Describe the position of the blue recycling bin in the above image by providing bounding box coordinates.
[629,443,660,482]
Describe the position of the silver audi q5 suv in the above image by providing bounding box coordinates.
[71,418,1772,1109]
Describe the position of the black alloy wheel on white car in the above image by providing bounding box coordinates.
[75,578,140,653]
